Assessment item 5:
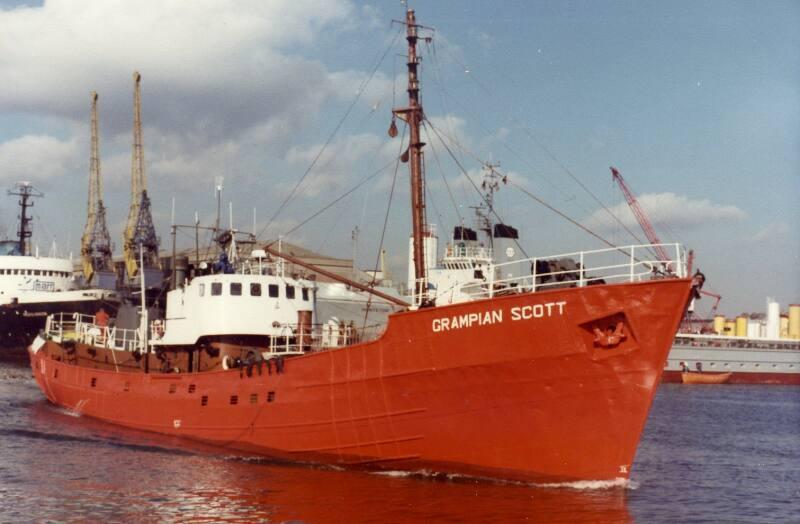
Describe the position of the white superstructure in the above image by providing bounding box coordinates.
[156,267,314,346]
[0,241,114,306]
[0,254,75,302]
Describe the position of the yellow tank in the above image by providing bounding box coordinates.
[790,304,800,340]
[724,320,735,336]
[735,316,748,337]
[780,315,789,338]
[713,315,726,335]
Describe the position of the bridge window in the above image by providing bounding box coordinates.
[230,282,242,296]
[302,288,309,301]
[250,283,262,296]
[286,285,295,299]
[34,270,41,276]
[269,284,279,298]
[211,283,222,296]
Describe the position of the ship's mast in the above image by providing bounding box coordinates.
[474,161,505,248]
[8,182,42,256]
[81,92,114,283]
[123,71,160,282]
[391,9,430,305]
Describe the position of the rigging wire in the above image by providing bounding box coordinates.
[508,180,619,250]
[267,157,398,244]
[423,118,529,259]
[258,26,404,241]
[431,41,647,245]
[426,116,639,259]
[426,130,464,224]
[315,190,357,254]
[362,124,407,328]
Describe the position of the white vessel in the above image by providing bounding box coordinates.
[0,183,118,358]
[663,301,800,384]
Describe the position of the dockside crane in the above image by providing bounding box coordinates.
[610,167,671,263]
[122,71,160,285]
[80,92,115,286]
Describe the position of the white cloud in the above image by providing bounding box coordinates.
[585,192,747,232]
[283,133,388,198]
[0,134,81,181]
[0,0,358,138]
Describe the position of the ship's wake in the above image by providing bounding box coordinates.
[372,469,637,490]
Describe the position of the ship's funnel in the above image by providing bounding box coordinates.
[492,223,525,283]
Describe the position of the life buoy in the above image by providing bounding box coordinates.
[222,355,234,370]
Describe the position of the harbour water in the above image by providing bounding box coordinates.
[1,359,797,523]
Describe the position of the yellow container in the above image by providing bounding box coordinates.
[735,316,748,337]
[713,315,726,335]
[790,304,800,340]
[780,315,789,338]
[724,320,735,336]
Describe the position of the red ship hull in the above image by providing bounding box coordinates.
[29,279,691,483]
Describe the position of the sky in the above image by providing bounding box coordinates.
[0,0,797,316]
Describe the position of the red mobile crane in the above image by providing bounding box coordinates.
[610,167,671,263]
[611,167,721,330]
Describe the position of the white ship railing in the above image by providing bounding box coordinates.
[444,244,493,261]
[44,312,144,353]
[459,243,686,300]
[44,311,386,356]
[674,332,800,350]
[263,321,387,355]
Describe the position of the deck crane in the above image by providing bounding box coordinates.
[80,92,115,286]
[122,71,160,285]
[610,167,671,263]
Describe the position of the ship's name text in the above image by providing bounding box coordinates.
[431,301,566,332]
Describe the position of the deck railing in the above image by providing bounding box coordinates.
[444,244,493,260]
[43,311,386,356]
[458,243,686,300]
[264,321,387,355]
[44,312,144,353]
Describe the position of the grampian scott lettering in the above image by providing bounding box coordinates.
[431,301,567,332]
